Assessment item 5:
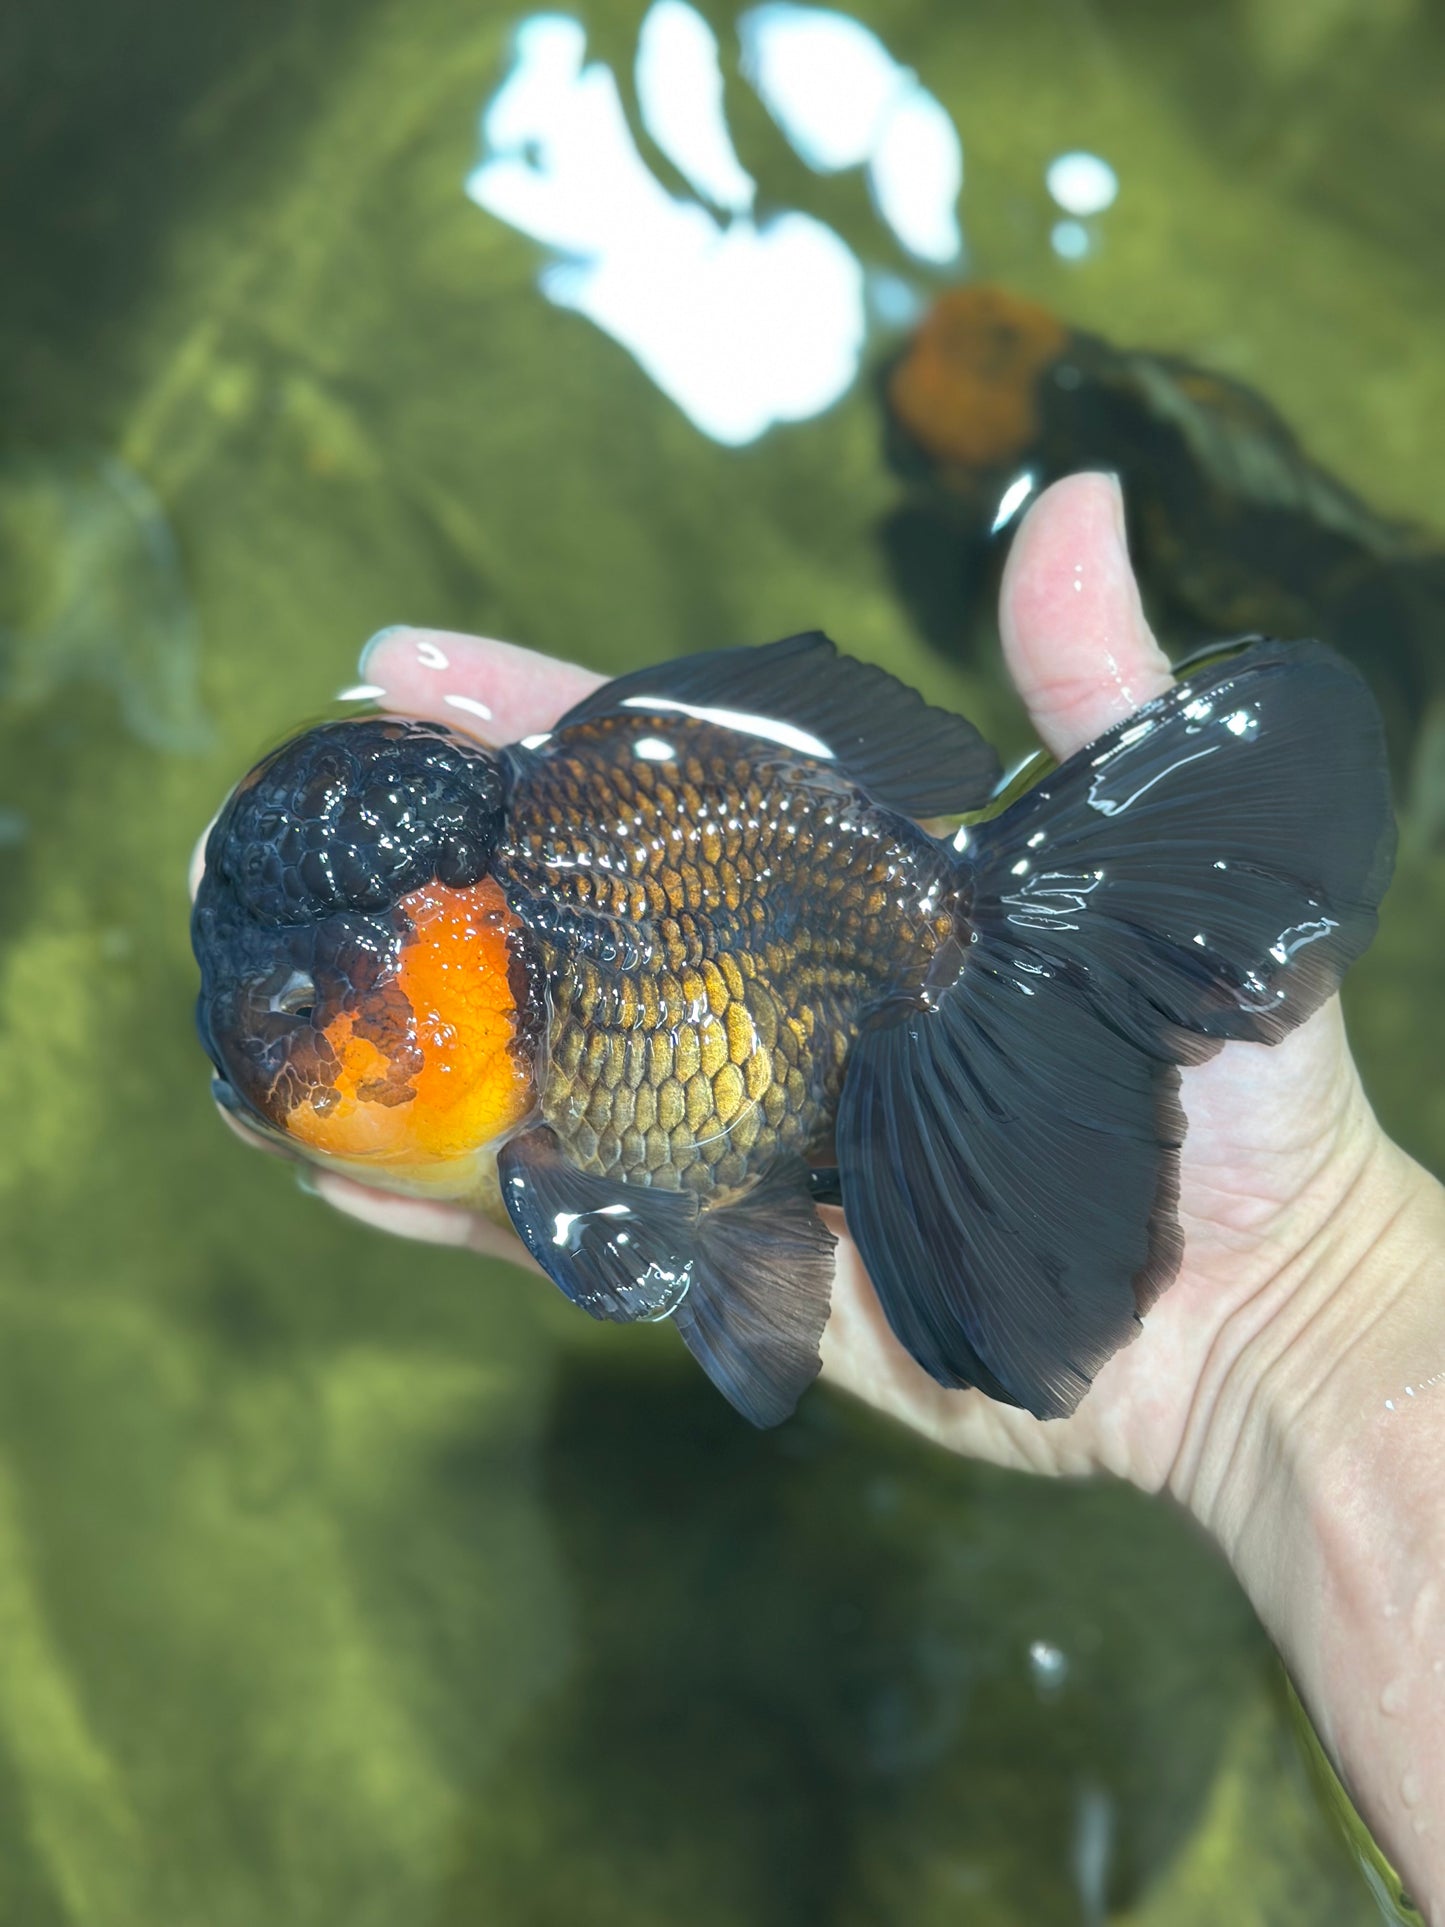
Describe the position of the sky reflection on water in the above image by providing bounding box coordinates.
[466,4,966,444]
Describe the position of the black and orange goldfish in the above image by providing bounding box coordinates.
[880,286,1444,780]
[192,632,1394,1424]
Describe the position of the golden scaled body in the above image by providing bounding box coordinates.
[502,713,957,1195]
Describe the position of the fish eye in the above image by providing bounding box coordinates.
[268,970,317,1021]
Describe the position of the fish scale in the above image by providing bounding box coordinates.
[496,712,957,1194]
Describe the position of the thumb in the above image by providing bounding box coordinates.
[999,472,1174,758]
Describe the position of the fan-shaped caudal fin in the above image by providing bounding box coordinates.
[837,640,1395,1418]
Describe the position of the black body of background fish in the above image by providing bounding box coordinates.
[879,295,1444,830]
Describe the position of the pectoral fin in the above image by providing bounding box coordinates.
[498,1131,836,1426]
[498,1127,697,1321]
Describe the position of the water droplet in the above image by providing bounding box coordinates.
[1029,1640,1069,1691]
[444,692,494,723]
[1403,1772,1423,1807]
[1382,1678,1407,1715]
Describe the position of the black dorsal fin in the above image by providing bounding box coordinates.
[553,631,1002,819]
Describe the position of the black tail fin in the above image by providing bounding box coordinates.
[835,640,1396,1419]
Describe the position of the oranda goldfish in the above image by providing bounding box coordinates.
[192,632,1394,1425]
[881,286,1444,782]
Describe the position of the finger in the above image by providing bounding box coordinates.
[217,1101,292,1160]
[999,472,1174,759]
[309,1168,540,1269]
[356,626,603,743]
[214,1102,537,1268]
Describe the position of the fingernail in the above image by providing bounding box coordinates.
[356,625,411,678]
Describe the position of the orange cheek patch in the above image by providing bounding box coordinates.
[394,878,532,1158]
[285,878,532,1167]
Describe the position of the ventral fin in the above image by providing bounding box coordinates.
[554,631,1002,818]
[498,1133,836,1427]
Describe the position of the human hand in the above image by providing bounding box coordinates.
[238,475,1400,1492]
[197,471,1445,1898]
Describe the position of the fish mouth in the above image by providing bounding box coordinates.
[208,1073,303,1162]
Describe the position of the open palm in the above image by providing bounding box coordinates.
[248,474,1387,1493]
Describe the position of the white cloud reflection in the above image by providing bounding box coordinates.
[465,4,964,445]
[636,2,755,213]
[739,5,962,262]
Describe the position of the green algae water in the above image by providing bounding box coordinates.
[2,0,1443,1919]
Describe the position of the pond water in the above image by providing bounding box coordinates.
[1,0,1442,1919]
